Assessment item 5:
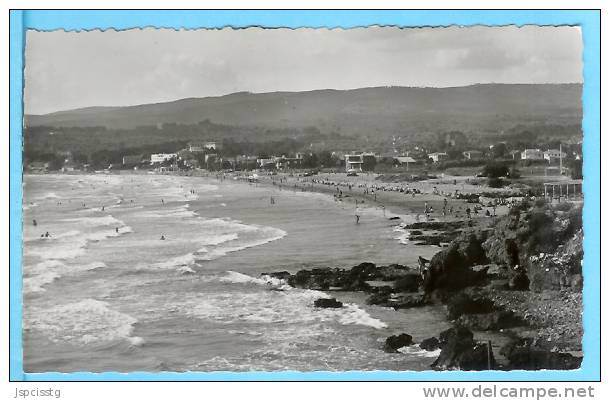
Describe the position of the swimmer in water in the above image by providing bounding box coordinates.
[115,227,119,233]
[160,235,166,240]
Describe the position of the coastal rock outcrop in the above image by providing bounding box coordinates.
[366,292,426,309]
[314,298,343,308]
[432,326,495,370]
[419,337,440,351]
[384,333,413,353]
[423,232,490,296]
[500,338,582,370]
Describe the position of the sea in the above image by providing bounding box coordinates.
[22,173,450,372]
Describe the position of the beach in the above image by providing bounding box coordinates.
[22,172,452,372]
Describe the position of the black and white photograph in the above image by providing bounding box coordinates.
[21,25,585,373]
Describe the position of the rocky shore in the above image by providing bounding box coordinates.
[263,198,583,371]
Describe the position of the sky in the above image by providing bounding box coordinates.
[24,25,583,115]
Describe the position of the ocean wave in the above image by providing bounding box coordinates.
[23,202,39,211]
[24,299,140,345]
[220,271,288,288]
[23,260,107,294]
[23,271,61,293]
[182,277,386,330]
[62,215,124,227]
[198,227,287,261]
[25,224,131,261]
[134,204,197,219]
[38,192,61,200]
[397,345,442,358]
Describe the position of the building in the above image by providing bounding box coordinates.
[393,156,417,166]
[345,154,364,172]
[122,154,143,166]
[187,144,204,153]
[428,152,448,163]
[28,161,49,173]
[150,153,177,164]
[544,149,567,163]
[275,155,303,170]
[204,141,218,151]
[258,158,277,169]
[462,150,484,160]
[521,149,544,160]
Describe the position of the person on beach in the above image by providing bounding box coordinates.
[32,219,37,226]
[115,227,119,233]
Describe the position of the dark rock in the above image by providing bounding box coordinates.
[262,271,291,280]
[500,339,582,370]
[384,333,413,353]
[457,310,525,331]
[432,326,495,370]
[509,271,530,290]
[446,292,496,320]
[388,216,401,220]
[419,337,440,351]
[314,298,343,308]
[366,292,426,309]
[377,264,411,281]
[423,233,489,294]
[405,221,466,231]
[393,273,421,292]
[410,230,424,236]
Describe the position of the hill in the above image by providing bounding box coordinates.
[25,84,582,136]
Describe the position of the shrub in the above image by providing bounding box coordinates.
[488,177,506,188]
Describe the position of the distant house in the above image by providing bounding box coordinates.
[345,154,364,172]
[276,155,303,170]
[122,154,143,167]
[521,149,544,160]
[393,156,417,166]
[28,161,49,173]
[61,162,77,172]
[188,144,204,153]
[462,150,484,160]
[204,141,218,151]
[258,158,277,169]
[150,153,177,164]
[544,149,567,163]
[428,152,448,163]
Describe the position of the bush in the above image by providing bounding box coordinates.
[488,177,507,188]
[482,162,510,178]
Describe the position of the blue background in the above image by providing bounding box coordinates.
[9,9,601,381]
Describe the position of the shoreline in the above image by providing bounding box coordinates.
[23,171,583,371]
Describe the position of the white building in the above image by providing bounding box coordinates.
[428,152,448,163]
[345,154,364,172]
[543,149,567,162]
[462,150,484,160]
[521,149,544,160]
[150,153,177,164]
[188,144,204,153]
